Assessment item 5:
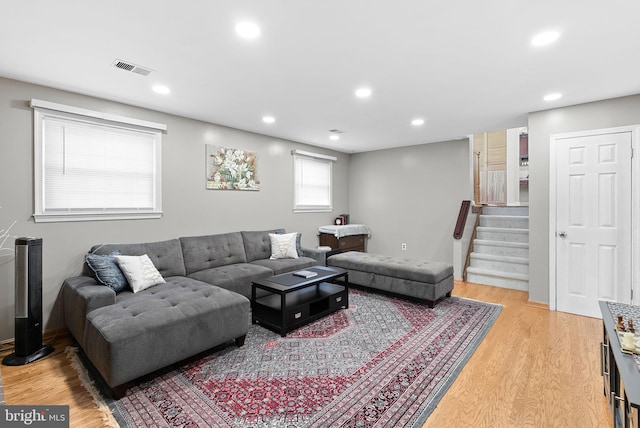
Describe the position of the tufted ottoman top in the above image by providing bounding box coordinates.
[327,251,453,284]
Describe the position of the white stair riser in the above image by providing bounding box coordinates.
[473,242,529,258]
[470,256,529,274]
[482,207,529,216]
[476,229,529,243]
[466,271,529,291]
[480,216,529,228]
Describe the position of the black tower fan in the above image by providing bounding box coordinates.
[2,237,54,365]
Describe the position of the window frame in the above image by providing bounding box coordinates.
[292,149,336,213]
[31,99,166,223]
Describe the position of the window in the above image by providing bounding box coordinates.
[32,99,166,222]
[292,150,336,212]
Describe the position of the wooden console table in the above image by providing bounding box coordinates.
[318,224,369,252]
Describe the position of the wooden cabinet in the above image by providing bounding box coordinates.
[319,233,366,252]
[601,301,640,427]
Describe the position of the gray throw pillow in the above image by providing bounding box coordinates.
[296,232,303,257]
[85,250,129,292]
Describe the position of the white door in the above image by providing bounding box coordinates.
[555,131,632,318]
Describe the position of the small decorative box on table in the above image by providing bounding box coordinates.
[318,224,370,253]
[251,266,349,337]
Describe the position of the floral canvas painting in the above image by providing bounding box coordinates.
[206,145,260,190]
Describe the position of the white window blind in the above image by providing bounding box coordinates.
[292,150,336,212]
[32,100,164,222]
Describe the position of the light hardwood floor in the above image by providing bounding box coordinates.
[0,281,612,427]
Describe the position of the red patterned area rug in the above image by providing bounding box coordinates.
[75,289,501,427]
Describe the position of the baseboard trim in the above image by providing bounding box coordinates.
[527,300,550,310]
[0,328,71,356]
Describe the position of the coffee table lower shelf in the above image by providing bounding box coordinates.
[252,282,347,336]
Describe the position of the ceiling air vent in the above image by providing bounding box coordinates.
[113,60,153,76]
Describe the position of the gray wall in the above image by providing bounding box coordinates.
[348,139,472,262]
[528,93,640,304]
[0,77,350,341]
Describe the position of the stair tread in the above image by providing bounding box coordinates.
[477,226,529,233]
[474,239,529,248]
[480,215,529,219]
[466,267,529,281]
[470,252,528,264]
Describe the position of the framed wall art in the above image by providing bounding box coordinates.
[206,145,260,191]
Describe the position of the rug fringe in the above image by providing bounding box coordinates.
[64,346,120,428]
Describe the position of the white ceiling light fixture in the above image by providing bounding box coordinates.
[411,118,425,126]
[531,30,560,47]
[262,116,275,124]
[152,84,170,95]
[355,87,372,98]
[544,92,562,101]
[235,21,261,39]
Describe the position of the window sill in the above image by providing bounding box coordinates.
[293,208,333,214]
[33,211,163,223]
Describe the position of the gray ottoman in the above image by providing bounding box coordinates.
[83,276,249,393]
[327,251,454,307]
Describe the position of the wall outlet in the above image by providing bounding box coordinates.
[401,243,407,250]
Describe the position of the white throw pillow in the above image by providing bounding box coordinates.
[115,254,166,293]
[269,233,299,260]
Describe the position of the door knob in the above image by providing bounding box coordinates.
[558,231,567,238]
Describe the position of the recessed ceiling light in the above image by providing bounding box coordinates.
[411,118,425,126]
[262,116,275,124]
[152,84,170,95]
[531,31,560,46]
[235,21,261,39]
[329,129,343,141]
[544,93,562,101]
[355,87,372,98]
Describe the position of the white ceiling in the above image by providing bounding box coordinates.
[2,1,639,153]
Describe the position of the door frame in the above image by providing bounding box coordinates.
[548,125,640,311]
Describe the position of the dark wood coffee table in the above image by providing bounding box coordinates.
[251,266,349,336]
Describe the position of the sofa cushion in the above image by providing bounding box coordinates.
[187,263,273,298]
[85,250,128,292]
[90,239,186,277]
[251,256,317,275]
[241,229,285,262]
[180,232,247,275]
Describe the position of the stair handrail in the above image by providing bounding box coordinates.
[453,200,471,239]
[463,205,483,282]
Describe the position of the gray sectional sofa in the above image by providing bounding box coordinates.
[62,229,323,396]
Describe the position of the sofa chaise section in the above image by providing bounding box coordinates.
[63,238,250,394]
[83,276,249,389]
